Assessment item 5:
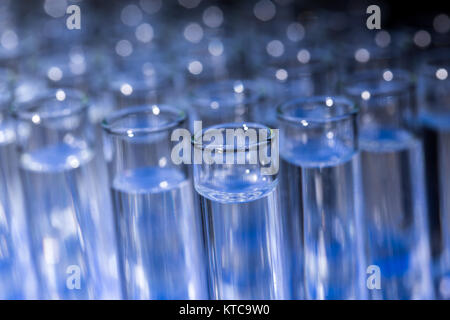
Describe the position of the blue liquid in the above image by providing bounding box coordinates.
[0,126,37,299]
[197,178,289,300]
[360,128,433,299]
[281,141,365,300]
[420,113,450,299]
[112,166,208,300]
[20,142,121,299]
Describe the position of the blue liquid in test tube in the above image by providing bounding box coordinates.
[14,89,121,299]
[103,105,209,299]
[345,70,434,299]
[193,123,290,299]
[278,96,366,299]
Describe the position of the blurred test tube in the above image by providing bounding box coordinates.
[345,69,434,299]
[277,96,366,299]
[13,89,121,299]
[103,105,209,299]
[418,50,450,299]
[193,122,290,299]
[0,68,37,299]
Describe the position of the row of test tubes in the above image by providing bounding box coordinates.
[0,0,449,300]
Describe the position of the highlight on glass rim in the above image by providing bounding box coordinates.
[0,0,449,305]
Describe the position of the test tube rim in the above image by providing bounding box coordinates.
[191,122,274,153]
[102,104,186,137]
[277,95,358,124]
[419,48,450,79]
[191,79,262,109]
[343,68,412,99]
[11,88,88,121]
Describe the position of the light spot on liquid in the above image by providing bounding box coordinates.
[67,155,80,169]
[375,30,391,48]
[361,90,371,100]
[32,114,41,124]
[233,81,244,93]
[158,157,167,167]
[120,83,133,95]
[436,68,448,80]
[1,30,18,50]
[184,23,203,43]
[266,40,284,57]
[188,60,203,75]
[202,6,223,28]
[355,48,370,63]
[115,40,133,57]
[135,23,154,43]
[286,22,305,42]
[433,14,450,34]
[383,70,393,81]
[208,39,224,56]
[253,0,276,22]
[159,181,168,188]
[44,0,67,18]
[325,97,333,107]
[326,132,334,139]
[63,134,75,144]
[56,89,66,101]
[210,101,219,109]
[152,105,160,115]
[47,67,63,81]
[275,68,288,81]
[413,30,431,48]
[297,49,310,64]
[70,52,85,65]
[139,0,162,15]
[178,0,201,9]
[121,4,143,27]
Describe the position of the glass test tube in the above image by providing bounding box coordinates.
[193,122,290,299]
[110,65,172,110]
[103,105,209,299]
[256,52,337,128]
[345,69,434,299]
[278,96,366,299]
[13,89,121,299]
[418,51,450,299]
[0,68,37,299]
[190,80,259,130]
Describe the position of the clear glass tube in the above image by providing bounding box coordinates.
[13,88,120,299]
[278,96,366,299]
[103,105,209,299]
[256,51,337,128]
[109,65,172,109]
[193,122,290,299]
[190,80,260,130]
[418,50,450,299]
[345,69,434,299]
[0,68,37,299]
